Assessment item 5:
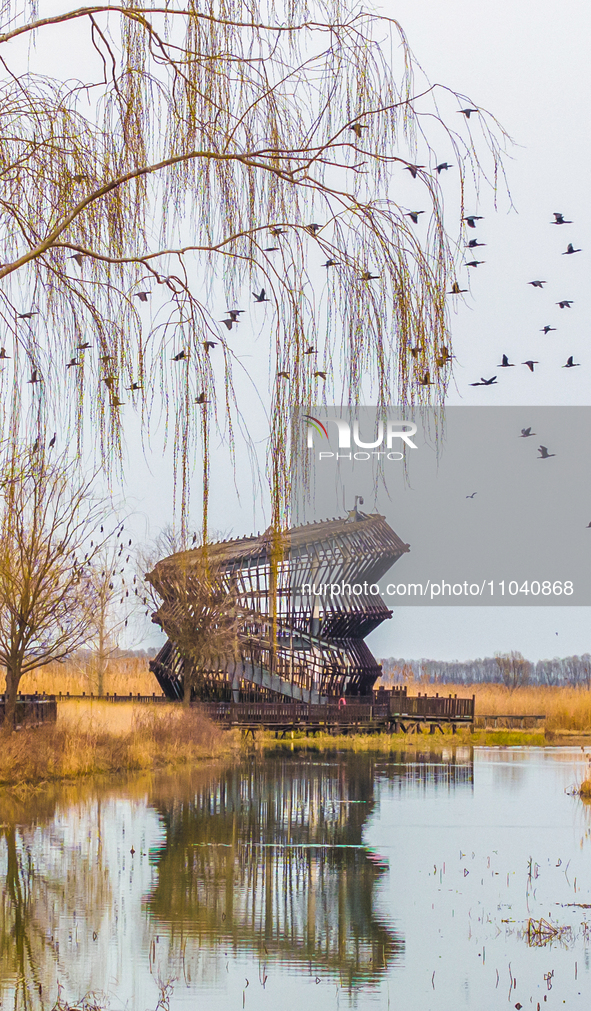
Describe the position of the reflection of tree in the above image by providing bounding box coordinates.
[0,824,43,1010]
[147,754,401,986]
[0,788,116,1011]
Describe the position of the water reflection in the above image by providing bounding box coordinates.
[148,754,400,987]
[0,749,474,1008]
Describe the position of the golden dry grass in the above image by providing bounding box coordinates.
[0,655,165,697]
[466,683,591,732]
[0,707,237,786]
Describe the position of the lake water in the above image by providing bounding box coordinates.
[1,747,590,1010]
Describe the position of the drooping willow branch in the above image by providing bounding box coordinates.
[0,0,512,538]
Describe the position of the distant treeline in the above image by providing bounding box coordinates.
[73,647,160,660]
[379,652,591,688]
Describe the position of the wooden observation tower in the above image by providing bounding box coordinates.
[148,505,410,703]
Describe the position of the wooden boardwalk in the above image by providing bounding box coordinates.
[195,690,475,737]
[474,714,545,730]
[5,687,478,736]
[0,695,57,728]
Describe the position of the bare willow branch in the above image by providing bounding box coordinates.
[0,0,511,535]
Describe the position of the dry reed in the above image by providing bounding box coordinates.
[465,684,591,732]
[0,655,165,697]
[0,708,237,785]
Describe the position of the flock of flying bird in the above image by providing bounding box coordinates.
[413,210,584,391]
[11,226,341,405]
[460,210,582,389]
[6,122,583,415]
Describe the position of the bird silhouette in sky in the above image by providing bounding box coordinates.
[466,239,485,248]
[458,108,479,118]
[406,211,424,224]
[528,280,546,288]
[76,342,91,350]
[195,392,209,404]
[360,270,380,280]
[126,382,142,390]
[66,357,81,368]
[523,360,538,372]
[323,259,338,268]
[465,260,485,267]
[436,347,454,367]
[470,376,497,386]
[278,371,290,379]
[269,227,287,236]
[498,355,515,367]
[227,309,244,320]
[203,341,217,351]
[263,246,278,252]
[410,346,424,358]
[99,354,114,363]
[404,164,424,178]
[349,123,368,138]
[17,311,38,319]
[520,428,535,438]
[172,350,187,361]
[103,376,116,389]
[448,282,467,294]
[110,396,125,407]
[304,346,317,355]
[314,371,327,380]
[557,300,573,308]
[563,356,581,368]
[0,348,10,359]
[69,253,84,266]
[463,215,483,228]
[466,492,477,499]
[538,446,555,459]
[220,318,238,330]
[418,372,434,385]
[563,243,581,254]
[305,223,322,234]
[253,288,269,302]
[540,326,556,334]
[435,162,452,173]
[134,291,150,302]
[48,433,56,448]
[552,212,572,224]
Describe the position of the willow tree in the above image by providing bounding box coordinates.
[0,0,509,535]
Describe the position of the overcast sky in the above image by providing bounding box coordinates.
[363,0,591,660]
[96,0,591,660]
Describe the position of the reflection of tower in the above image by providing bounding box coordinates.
[148,509,410,702]
[146,753,403,987]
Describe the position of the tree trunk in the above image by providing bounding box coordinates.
[97,624,107,697]
[3,662,20,733]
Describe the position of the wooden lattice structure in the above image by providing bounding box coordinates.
[147,507,410,702]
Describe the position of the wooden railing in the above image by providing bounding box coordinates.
[0,695,57,727]
[389,693,475,720]
[195,701,381,725]
[193,695,475,726]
